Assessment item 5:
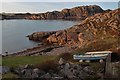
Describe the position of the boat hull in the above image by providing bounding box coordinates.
[73,55,106,60]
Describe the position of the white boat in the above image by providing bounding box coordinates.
[73,51,112,60]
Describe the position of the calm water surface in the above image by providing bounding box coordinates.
[1,20,79,54]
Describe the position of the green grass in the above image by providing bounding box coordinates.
[2,72,19,79]
[2,55,57,67]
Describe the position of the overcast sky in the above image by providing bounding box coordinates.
[1,2,119,13]
[1,0,119,2]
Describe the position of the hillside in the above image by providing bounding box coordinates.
[1,5,104,20]
[26,5,104,20]
[28,8,120,53]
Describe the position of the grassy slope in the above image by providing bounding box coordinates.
[77,31,119,53]
[2,55,57,67]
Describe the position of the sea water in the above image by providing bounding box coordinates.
[1,20,79,54]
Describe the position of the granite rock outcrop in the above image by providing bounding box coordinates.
[28,8,120,50]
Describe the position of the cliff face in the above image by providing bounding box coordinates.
[26,5,104,20]
[28,8,120,51]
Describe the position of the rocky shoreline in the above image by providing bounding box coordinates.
[26,8,119,56]
[28,8,119,44]
[2,6,119,57]
[8,44,75,56]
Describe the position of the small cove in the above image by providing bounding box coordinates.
[1,20,80,54]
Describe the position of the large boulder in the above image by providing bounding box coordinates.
[28,31,55,41]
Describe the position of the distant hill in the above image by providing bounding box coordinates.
[1,5,104,20]
[26,5,104,20]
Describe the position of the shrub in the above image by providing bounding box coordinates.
[58,53,73,61]
[35,60,58,72]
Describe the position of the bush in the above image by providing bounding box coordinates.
[58,53,73,61]
[35,60,58,72]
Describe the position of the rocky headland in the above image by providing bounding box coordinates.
[26,8,120,56]
[26,5,104,20]
[1,5,104,20]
